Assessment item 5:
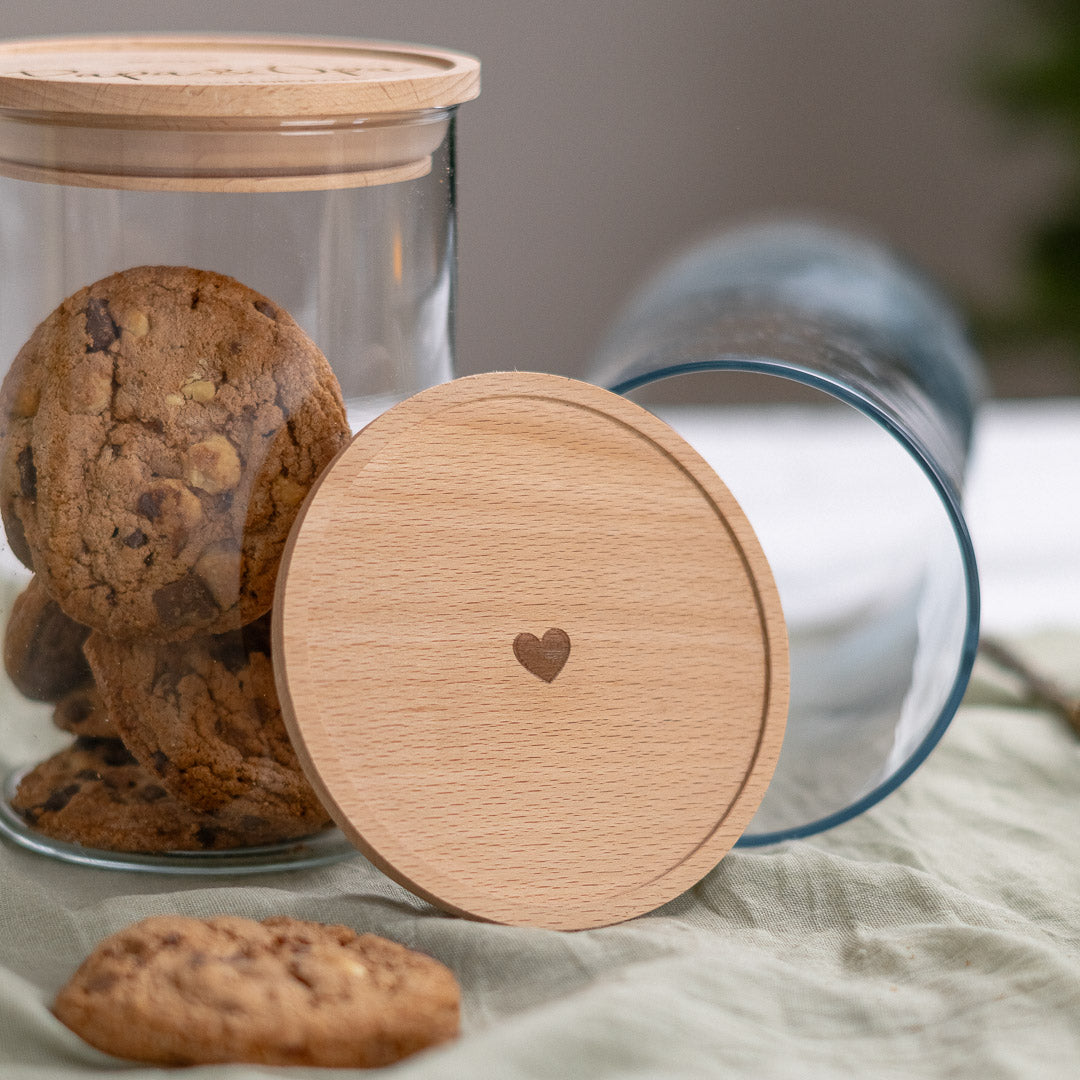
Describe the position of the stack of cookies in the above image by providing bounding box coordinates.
[0,265,352,853]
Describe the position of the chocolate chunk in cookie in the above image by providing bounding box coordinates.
[52,915,460,1067]
[84,297,121,353]
[10,738,316,852]
[83,617,329,833]
[52,684,113,738]
[0,265,350,641]
[3,576,91,701]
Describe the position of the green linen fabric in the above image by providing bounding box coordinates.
[1,634,1078,1079]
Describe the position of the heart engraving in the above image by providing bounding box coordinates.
[513,628,571,683]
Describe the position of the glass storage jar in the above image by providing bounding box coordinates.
[590,220,984,845]
[0,34,480,871]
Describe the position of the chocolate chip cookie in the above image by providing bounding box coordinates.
[53,915,460,1067]
[83,617,329,833]
[3,575,91,701]
[10,737,306,852]
[0,265,350,641]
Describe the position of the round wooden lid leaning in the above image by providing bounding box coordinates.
[274,372,789,930]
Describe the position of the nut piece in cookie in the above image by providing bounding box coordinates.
[52,915,461,1067]
[11,738,321,852]
[83,616,330,833]
[0,265,350,641]
[3,576,91,701]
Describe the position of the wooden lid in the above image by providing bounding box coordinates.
[0,35,480,117]
[273,372,789,930]
[0,35,479,190]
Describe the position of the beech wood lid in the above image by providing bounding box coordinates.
[0,35,480,117]
[0,35,479,190]
[273,372,789,930]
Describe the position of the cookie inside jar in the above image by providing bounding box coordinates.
[0,266,351,867]
[0,34,479,871]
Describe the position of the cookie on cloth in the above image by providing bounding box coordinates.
[52,914,461,1067]
[0,264,349,641]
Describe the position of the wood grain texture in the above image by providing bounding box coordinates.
[0,35,480,116]
[274,372,789,930]
[0,35,477,191]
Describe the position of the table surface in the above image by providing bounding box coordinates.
[964,399,1080,634]
[658,397,1080,636]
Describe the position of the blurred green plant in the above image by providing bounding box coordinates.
[978,0,1080,367]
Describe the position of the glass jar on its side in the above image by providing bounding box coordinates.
[0,35,479,871]
[590,219,984,844]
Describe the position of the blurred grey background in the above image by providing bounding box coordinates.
[2,0,1068,395]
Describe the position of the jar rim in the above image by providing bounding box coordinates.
[0,105,457,192]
